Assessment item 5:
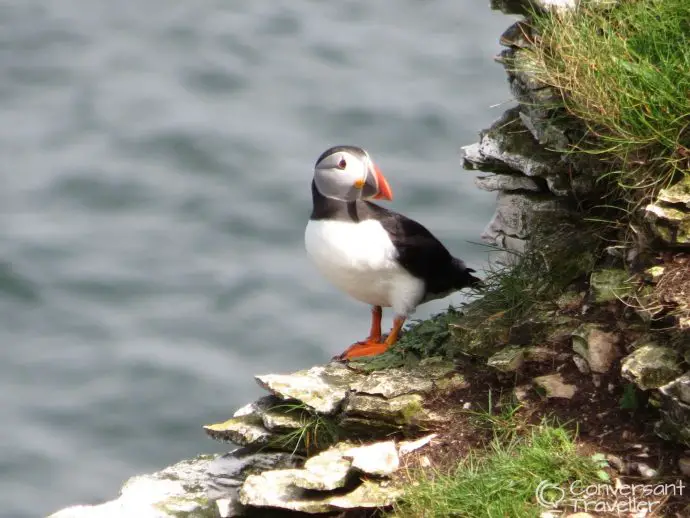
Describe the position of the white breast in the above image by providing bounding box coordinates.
[304,219,424,316]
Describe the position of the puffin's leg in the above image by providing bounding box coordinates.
[367,305,383,342]
[383,315,405,345]
[337,306,383,359]
[339,315,406,360]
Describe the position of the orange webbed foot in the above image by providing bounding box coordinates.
[335,313,406,362]
[336,340,390,360]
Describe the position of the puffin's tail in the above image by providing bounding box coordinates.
[451,258,483,290]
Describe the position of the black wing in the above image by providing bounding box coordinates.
[362,201,462,296]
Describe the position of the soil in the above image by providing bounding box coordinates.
[396,338,688,518]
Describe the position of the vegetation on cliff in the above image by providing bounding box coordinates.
[384,1,690,516]
[394,419,605,518]
[527,0,690,200]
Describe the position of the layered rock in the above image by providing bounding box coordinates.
[204,359,455,453]
[50,360,452,517]
[238,440,405,514]
[645,176,690,247]
[462,46,585,255]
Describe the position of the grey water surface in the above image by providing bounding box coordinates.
[0,1,514,516]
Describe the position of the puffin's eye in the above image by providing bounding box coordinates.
[337,158,347,169]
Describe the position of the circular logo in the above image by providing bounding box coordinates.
[536,480,565,508]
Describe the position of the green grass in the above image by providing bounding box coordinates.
[392,421,606,518]
[265,403,342,455]
[451,227,597,355]
[463,389,524,440]
[526,0,690,196]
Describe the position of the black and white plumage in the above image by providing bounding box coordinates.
[304,145,481,359]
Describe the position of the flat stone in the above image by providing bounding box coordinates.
[232,401,259,418]
[204,414,274,446]
[434,373,468,392]
[534,373,577,399]
[659,373,690,406]
[261,408,305,432]
[327,479,403,510]
[462,107,566,178]
[488,346,525,372]
[233,394,282,417]
[414,357,457,379]
[571,324,621,374]
[343,393,438,427]
[645,203,690,246]
[268,439,402,494]
[622,344,683,390]
[293,445,353,491]
[475,174,542,192]
[240,469,332,514]
[589,269,632,303]
[229,395,305,433]
[345,441,399,476]
[657,175,690,207]
[350,368,433,398]
[466,131,556,178]
[256,363,363,414]
[461,142,492,170]
[239,469,402,514]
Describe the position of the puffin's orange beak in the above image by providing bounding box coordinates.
[372,164,393,201]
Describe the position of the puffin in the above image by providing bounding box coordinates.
[305,145,481,360]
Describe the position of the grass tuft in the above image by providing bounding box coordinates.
[265,403,342,455]
[463,389,524,440]
[525,0,690,198]
[392,421,604,518]
[451,225,599,355]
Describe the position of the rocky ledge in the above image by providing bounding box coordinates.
[50,359,457,517]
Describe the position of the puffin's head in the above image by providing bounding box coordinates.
[313,146,393,202]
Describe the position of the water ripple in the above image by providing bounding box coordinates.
[0,2,509,517]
